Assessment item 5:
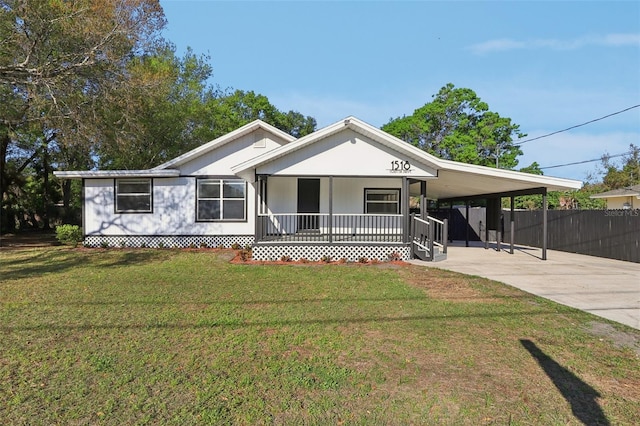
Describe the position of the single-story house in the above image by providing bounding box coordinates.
[589,184,640,209]
[54,116,582,261]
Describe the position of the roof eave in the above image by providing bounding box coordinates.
[53,170,181,179]
[438,159,583,191]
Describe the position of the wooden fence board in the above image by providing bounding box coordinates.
[504,209,639,263]
[429,207,639,263]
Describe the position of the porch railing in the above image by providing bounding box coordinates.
[411,214,448,261]
[257,213,403,243]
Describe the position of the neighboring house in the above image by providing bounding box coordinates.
[589,184,640,209]
[54,117,582,261]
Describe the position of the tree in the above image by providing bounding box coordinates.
[0,0,165,87]
[600,144,640,190]
[96,65,318,170]
[518,161,543,175]
[382,83,526,169]
[208,90,316,139]
[1,0,167,231]
[94,46,220,170]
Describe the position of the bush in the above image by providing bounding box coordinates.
[55,224,83,248]
[387,251,402,262]
[239,248,252,262]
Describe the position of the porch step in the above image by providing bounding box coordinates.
[431,246,447,262]
[413,245,447,262]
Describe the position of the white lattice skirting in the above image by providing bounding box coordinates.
[252,244,411,262]
[82,236,411,262]
[83,235,254,249]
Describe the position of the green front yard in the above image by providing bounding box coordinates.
[1,248,638,424]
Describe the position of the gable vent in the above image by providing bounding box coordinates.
[254,132,266,148]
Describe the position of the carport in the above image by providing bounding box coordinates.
[414,161,582,260]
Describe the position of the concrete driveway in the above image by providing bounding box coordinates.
[411,242,640,330]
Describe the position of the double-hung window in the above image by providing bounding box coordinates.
[115,179,152,213]
[364,189,400,214]
[197,179,246,221]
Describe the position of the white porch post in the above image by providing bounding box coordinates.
[255,175,263,243]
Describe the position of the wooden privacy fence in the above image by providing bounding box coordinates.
[503,209,639,263]
[431,207,639,263]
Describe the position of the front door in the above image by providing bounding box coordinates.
[297,178,320,231]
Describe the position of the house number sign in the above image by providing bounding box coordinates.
[389,160,412,173]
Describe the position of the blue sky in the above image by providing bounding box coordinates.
[160,0,640,182]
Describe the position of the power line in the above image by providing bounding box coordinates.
[515,104,640,146]
[539,151,630,170]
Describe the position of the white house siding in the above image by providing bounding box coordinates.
[84,177,256,237]
[178,131,288,176]
[256,129,437,178]
[81,129,286,247]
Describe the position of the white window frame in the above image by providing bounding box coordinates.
[196,179,247,222]
[364,188,400,214]
[115,179,152,213]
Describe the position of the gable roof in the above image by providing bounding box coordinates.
[589,184,640,199]
[54,120,295,179]
[153,119,296,171]
[232,116,582,199]
[231,116,442,174]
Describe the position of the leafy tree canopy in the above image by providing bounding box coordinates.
[600,144,640,190]
[1,0,167,231]
[382,83,527,170]
[518,161,543,175]
[208,90,316,140]
[95,51,317,170]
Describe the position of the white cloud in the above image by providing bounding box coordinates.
[602,33,640,46]
[469,38,526,54]
[469,33,640,54]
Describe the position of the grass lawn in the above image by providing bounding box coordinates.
[1,248,638,425]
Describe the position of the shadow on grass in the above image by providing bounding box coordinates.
[0,249,174,282]
[520,339,610,426]
[2,308,568,332]
[0,250,87,281]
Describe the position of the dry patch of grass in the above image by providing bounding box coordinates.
[587,321,640,357]
[400,265,525,302]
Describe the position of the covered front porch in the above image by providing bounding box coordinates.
[251,175,447,262]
